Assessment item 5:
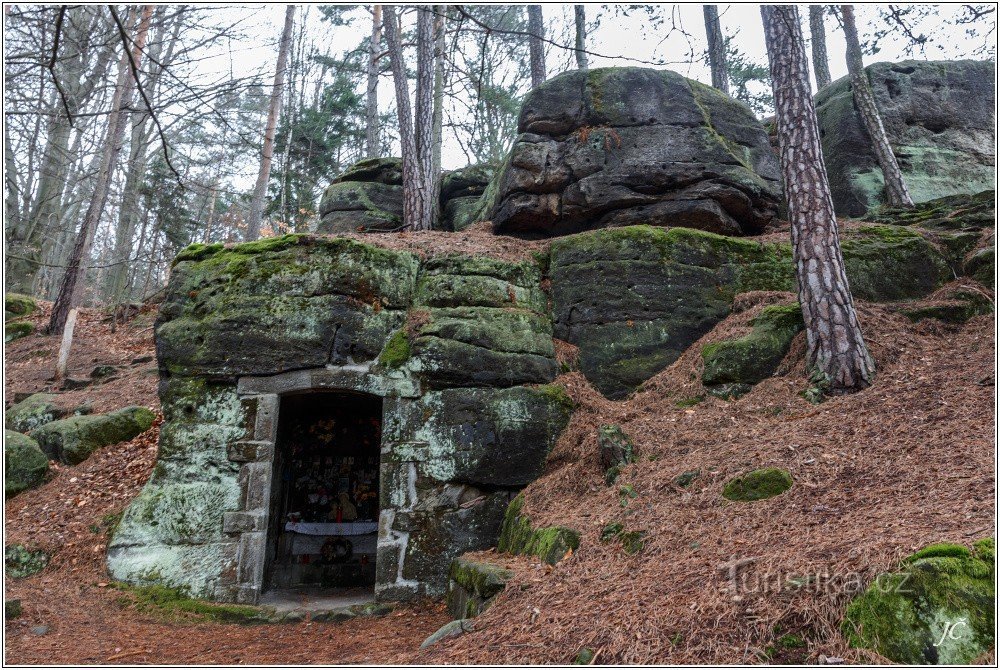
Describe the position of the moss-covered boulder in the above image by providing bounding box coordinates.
[4,430,49,497]
[815,60,995,216]
[5,544,48,578]
[549,224,952,398]
[841,539,995,664]
[5,393,87,433]
[446,557,513,619]
[158,235,419,379]
[317,157,404,233]
[966,247,995,287]
[5,320,33,343]
[440,163,495,231]
[898,288,994,324]
[598,424,637,484]
[702,304,803,397]
[722,467,793,501]
[497,495,580,565]
[5,293,37,317]
[484,67,782,236]
[31,406,155,465]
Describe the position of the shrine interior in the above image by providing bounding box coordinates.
[264,391,382,595]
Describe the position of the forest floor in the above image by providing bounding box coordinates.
[4,275,995,664]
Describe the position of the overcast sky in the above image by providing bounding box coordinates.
[199,3,996,172]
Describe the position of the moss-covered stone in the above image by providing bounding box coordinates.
[573,648,596,664]
[332,156,402,185]
[674,470,700,488]
[5,430,49,497]
[722,467,793,501]
[5,392,89,433]
[378,329,410,368]
[702,303,804,393]
[840,225,953,301]
[598,424,637,485]
[497,495,580,565]
[5,293,37,316]
[841,538,995,664]
[5,320,33,343]
[446,557,512,619]
[5,544,48,578]
[317,181,404,233]
[31,406,155,465]
[899,289,994,324]
[965,247,995,287]
[117,583,267,624]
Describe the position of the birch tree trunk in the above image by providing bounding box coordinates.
[245,4,295,241]
[365,5,382,159]
[527,5,545,88]
[384,6,422,231]
[809,6,832,90]
[840,5,914,209]
[48,5,154,335]
[761,4,875,394]
[703,5,729,95]
[414,6,435,230]
[574,5,588,70]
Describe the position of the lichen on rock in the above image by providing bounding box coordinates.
[4,430,49,497]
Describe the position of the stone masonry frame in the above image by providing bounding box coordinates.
[224,366,421,605]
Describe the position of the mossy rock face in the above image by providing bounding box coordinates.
[5,545,48,578]
[841,539,995,664]
[814,60,995,216]
[899,289,994,324]
[5,393,80,433]
[31,406,155,465]
[488,67,782,236]
[5,320,33,343]
[966,247,995,287]
[4,430,49,497]
[446,557,512,619]
[598,424,637,484]
[331,156,403,186]
[5,293,37,316]
[317,181,404,233]
[722,467,793,501]
[497,495,580,565]
[439,163,495,231]
[702,303,804,393]
[839,225,953,302]
[159,235,419,379]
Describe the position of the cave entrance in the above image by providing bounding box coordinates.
[262,391,382,605]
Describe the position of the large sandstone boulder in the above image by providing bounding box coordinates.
[815,60,996,216]
[440,163,496,231]
[5,393,88,434]
[481,67,782,237]
[317,157,404,233]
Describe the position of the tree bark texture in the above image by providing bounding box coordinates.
[527,5,545,88]
[48,5,154,336]
[246,4,296,241]
[384,6,422,231]
[809,5,832,90]
[414,6,435,230]
[761,4,876,394]
[365,5,381,158]
[574,5,588,70]
[703,5,729,95]
[431,5,446,225]
[840,5,914,209]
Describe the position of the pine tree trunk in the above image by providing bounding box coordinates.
[246,4,296,241]
[365,5,382,159]
[761,4,875,394]
[48,5,154,336]
[809,6,832,89]
[527,5,545,88]
[574,5,588,70]
[840,5,914,209]
[430,5,446,225]
[703,5,729,95]
[414,6,435,230]
[384,6,422,231]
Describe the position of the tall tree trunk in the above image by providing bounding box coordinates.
[384,6,422,231]
[527,5,545,88]
[703,5,729,95]
[414,6,435,230]
[574,5,588,70]
[48,5,154,336]
[809,5,832,89]
[761,4,875,394]
[431,5,446,225]
[365,5,382,158]
[246,4,295,241]
[840,5,914,209]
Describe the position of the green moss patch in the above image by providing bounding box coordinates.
[5,293,37,316]
[378,328,410,368]
[598,424,637,485]
[116,583,268,624]
[722,467,793,501]
[498,495,580,565]
[5,320,33,343]
[5,545,48,578]
[841,538,995,664]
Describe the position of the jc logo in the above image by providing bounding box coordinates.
[934,620,967,647]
